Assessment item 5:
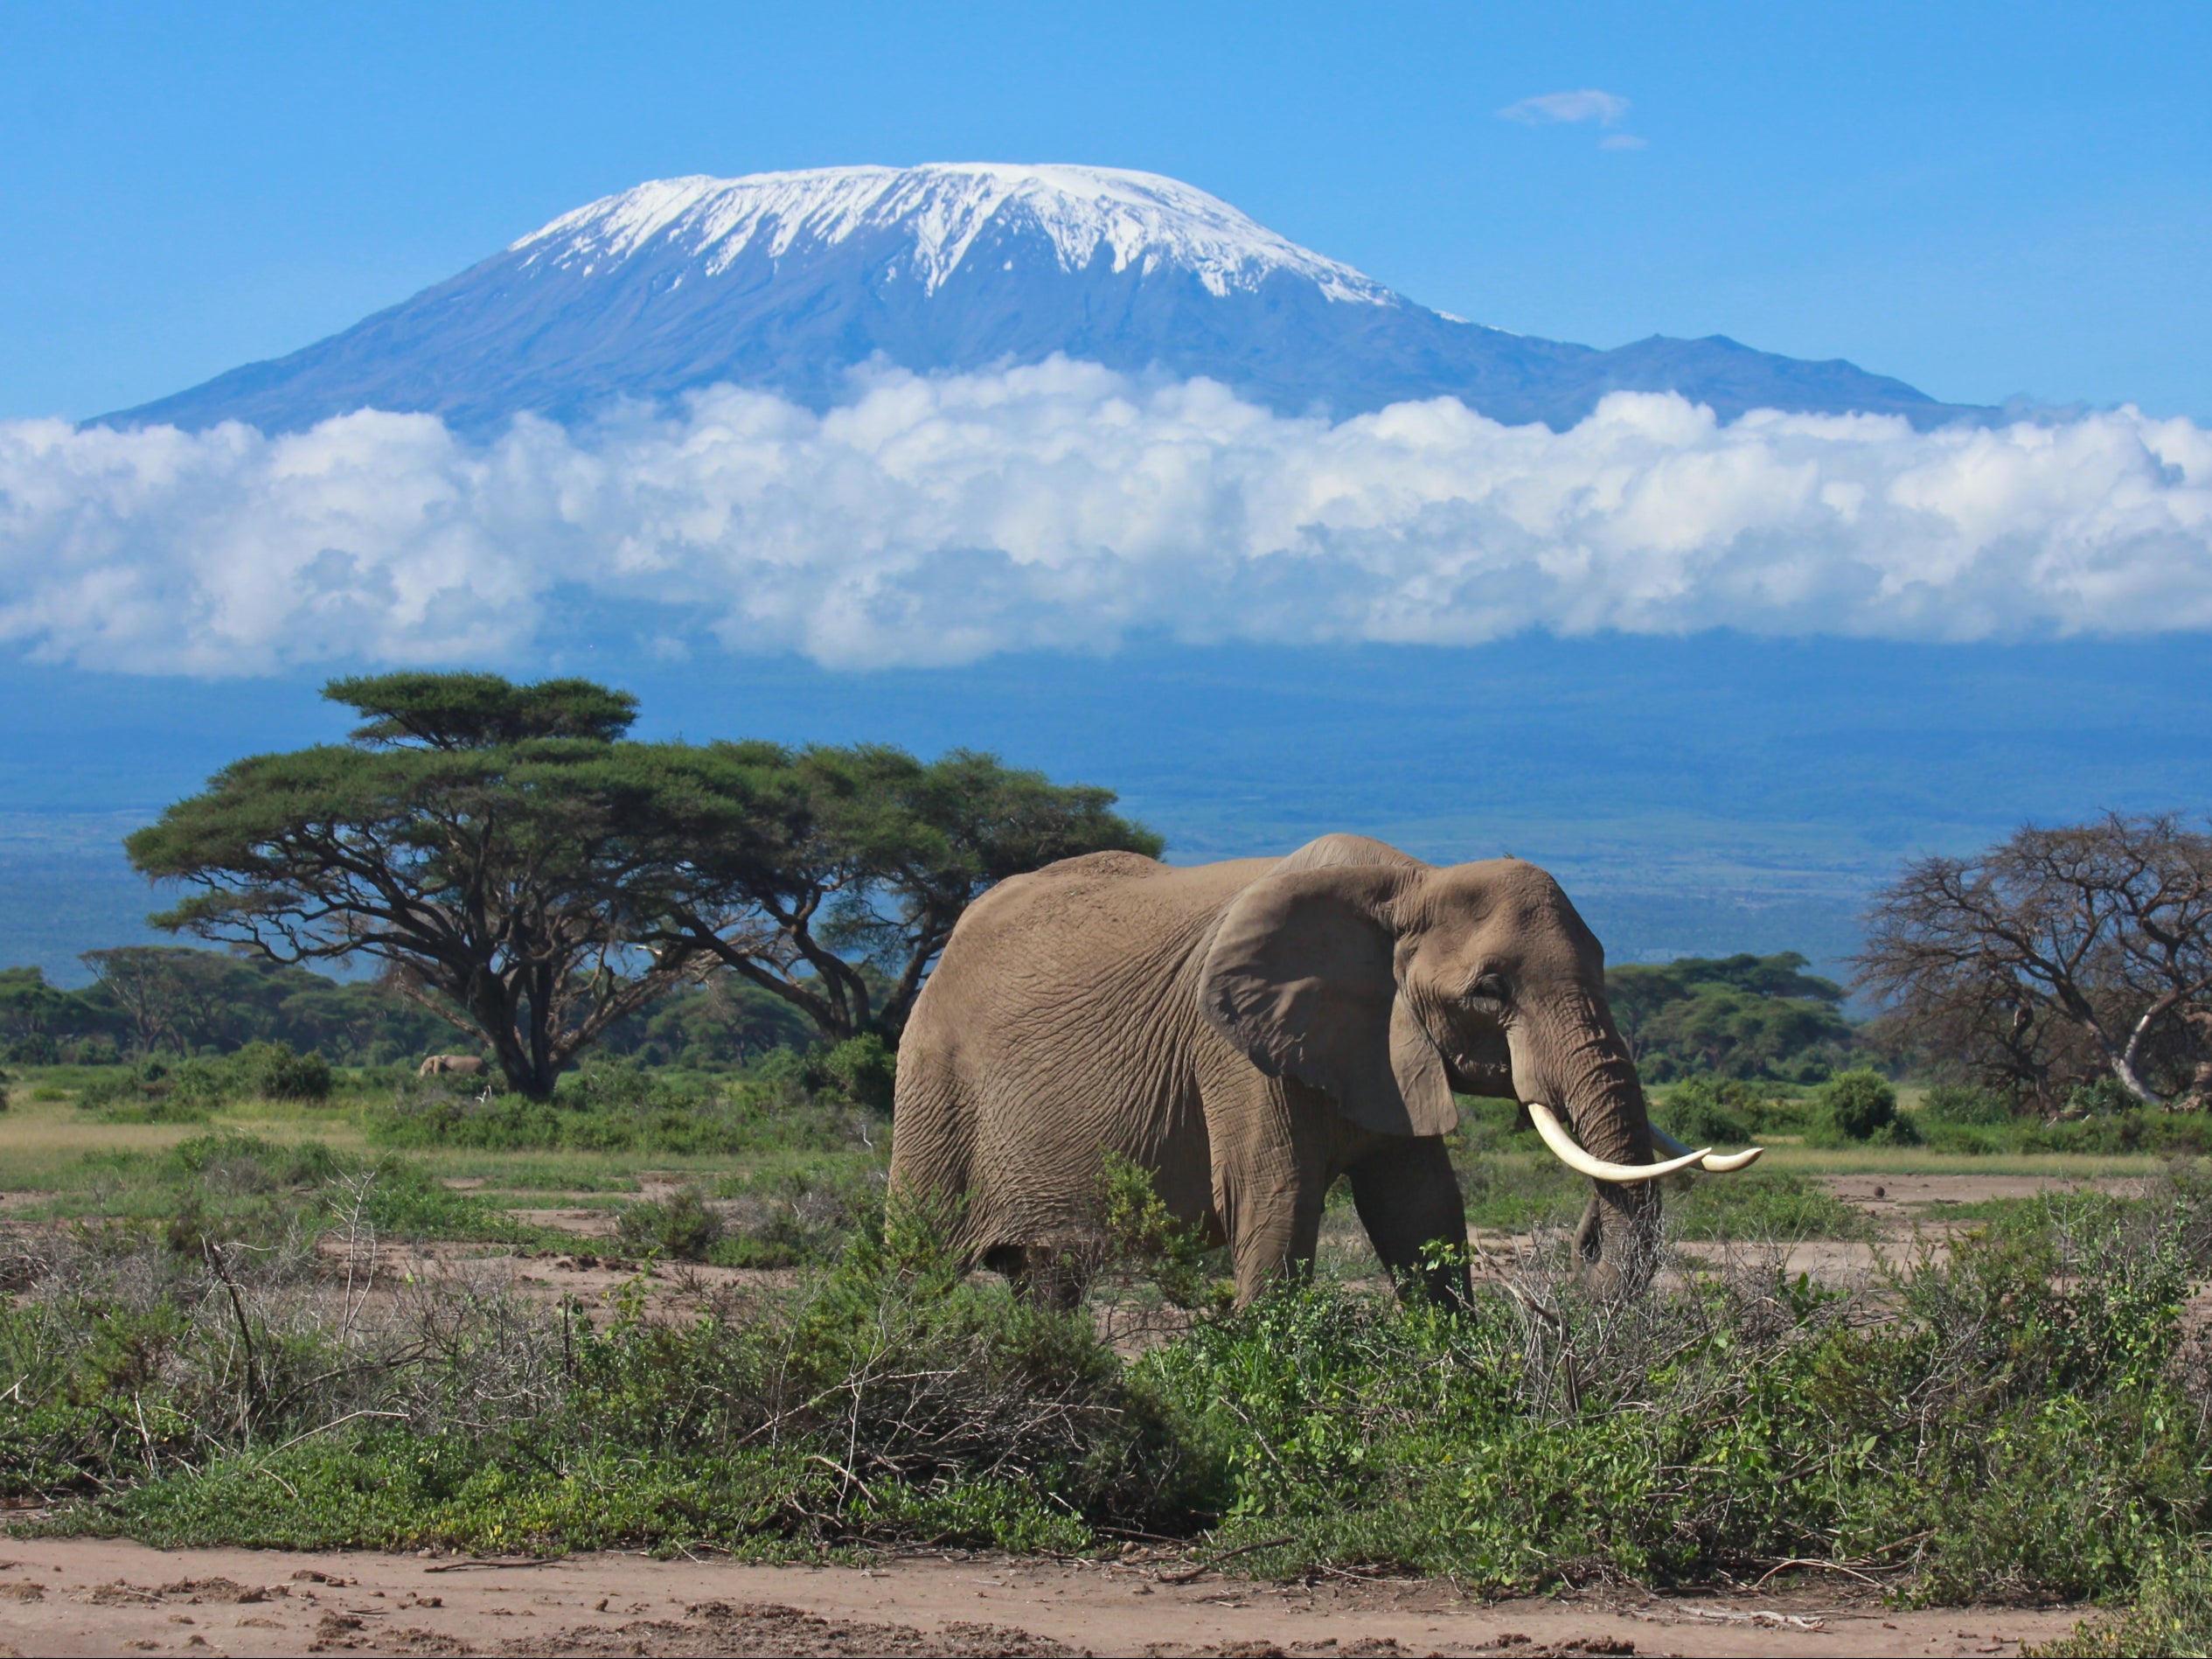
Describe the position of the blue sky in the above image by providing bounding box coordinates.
[3,1,2209,979]
[3,0,2209,422]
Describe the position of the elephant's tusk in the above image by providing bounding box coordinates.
[1527,1102,1711,1183]
[1649,1123,1765,1174]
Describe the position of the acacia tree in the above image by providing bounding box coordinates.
[1603,952,1854,1081]
[80,945,279,1055]
[1858,813,2212,1107]
[125,673,713,1098]
[642,742,1164,1043]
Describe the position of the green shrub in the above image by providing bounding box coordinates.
[810,1034,896,1111]
[1657,1076,1755,1145]
[2036,1544,2212,1656]
[1807,1067,1919,1146]
[72,1042,332,1115]
[2069,1076,2146,1117]
[1096,1151,1225,1308]
[166,1132,341,1188]
[613,1187,725,1261]
[226,1040,332,1101]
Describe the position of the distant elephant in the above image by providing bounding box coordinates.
[417,1054,488,1078]
[890,834,1756,1305]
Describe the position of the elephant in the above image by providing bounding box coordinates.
[889,833,1759,1306]
[417,1054,488,1078]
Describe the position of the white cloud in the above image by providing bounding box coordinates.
[3,360,2210,674]
[1598,134,1649,151]
[1498,89,1631,127]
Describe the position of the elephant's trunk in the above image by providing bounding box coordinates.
[1512,991,1670,1293]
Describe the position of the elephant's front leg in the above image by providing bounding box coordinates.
[1207,1077,1337,1305]
[1346,1136,1471,1306]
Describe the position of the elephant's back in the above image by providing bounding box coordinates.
[891,851,1272,1250]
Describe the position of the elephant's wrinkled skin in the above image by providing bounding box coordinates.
[890,834,1665,1305]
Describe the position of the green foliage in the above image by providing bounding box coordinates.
[1921,1083,2017,1126]
[1607,951,1857,1083]
[11,1174,2212,1600]
[367,1060,875,1159]
[73,1041,332,1117]
[613,1187,725,1261]
[1141,1189,2204,1596]
[326,671,639,749]
[126,673,719,1099]
[645,738,1165,1045]
[123,673,1158,1096]
[1096,1151,1223,1309]
[1656,1075,1755,1144]
[1916,1108,2212,1158]
[71,946,447,1065]
[1807,1067,1920,1146]
[596,974,815,1068]
[1668,1171,1869,1240]
[10,1200,1204,1557]
[2035,1544,2212,1656]
[2072,1076,2147,1116]
[810,1034,896,1110]
[225,1040,332,1100]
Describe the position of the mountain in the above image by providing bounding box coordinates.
[105,164,1987,436]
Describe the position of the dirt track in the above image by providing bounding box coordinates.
[0,1540,2095,1656]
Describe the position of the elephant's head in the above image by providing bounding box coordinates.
[1199,834,1758,1290]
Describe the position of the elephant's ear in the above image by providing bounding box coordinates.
[1199,866,1457,1138]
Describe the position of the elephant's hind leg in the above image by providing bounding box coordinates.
[1346,1136,1471,1307]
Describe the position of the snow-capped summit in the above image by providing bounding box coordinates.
[105,163,1983,436]
[512,164,1400,306]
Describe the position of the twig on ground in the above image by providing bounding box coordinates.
[1154,1537,1297,1584]
[1749,1556,1891,1590]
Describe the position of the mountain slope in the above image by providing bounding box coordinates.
[107,164,1986,436]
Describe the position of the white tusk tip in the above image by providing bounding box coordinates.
[1648,1122,1766,1175]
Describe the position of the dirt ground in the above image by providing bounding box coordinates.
[0,1539,2098,1657]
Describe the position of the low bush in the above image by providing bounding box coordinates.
[73,1041,333,1119]
[808,1034,897,1112]
[7,1199,1207,1556]
[613,1187,725,1261]
[226,1040,332,1101]
[11,1146,2212,1619]
[367,1059,880,1159]
[1144,1186,2209,1598]
[1805,1067,1920,1147]
[1919,1083,2017,1126]
[706,1163,889,1268]
[1656,1076,1756,1145]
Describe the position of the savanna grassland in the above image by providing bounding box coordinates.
[4,1057,2209,1656]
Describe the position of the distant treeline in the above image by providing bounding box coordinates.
[4,937,1865,1090]
[0,946,819,1071]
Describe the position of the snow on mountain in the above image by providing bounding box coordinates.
[511,164,1400,305]
[103,163,1987,436]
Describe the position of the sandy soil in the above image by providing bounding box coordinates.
[1820,1172,2152,1222]
[0,1540,2097,1657]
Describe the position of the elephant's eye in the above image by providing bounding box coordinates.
[1471,973,1510,1007]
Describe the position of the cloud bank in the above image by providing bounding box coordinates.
[3,359,2210,674]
